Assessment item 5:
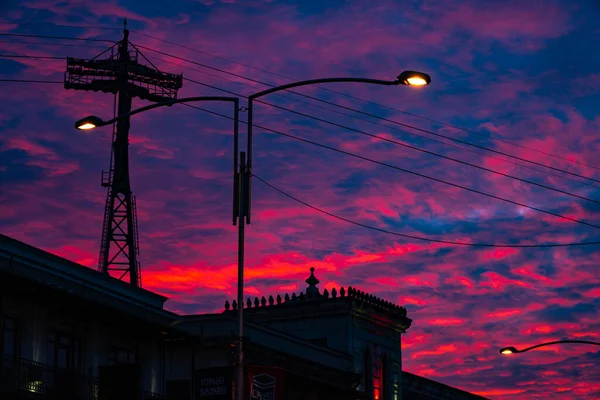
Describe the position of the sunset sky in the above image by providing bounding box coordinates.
[1,0,600,398]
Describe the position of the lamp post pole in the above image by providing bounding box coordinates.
[244,71,431,223]
[75,96,242,399]
[234,70,430,400]
[500,340,600,355]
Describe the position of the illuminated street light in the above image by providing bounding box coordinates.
[500,340,600,355]
[74,115,106,130]
[397,70,431,86]
[235,69,431,400]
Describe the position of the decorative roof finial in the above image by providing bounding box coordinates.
[305,267,320,297]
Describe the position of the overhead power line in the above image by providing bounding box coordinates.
[147,51,599,191]
[135,44,600,185]
[0,79,61,83]
[253,174,600,248]
[256,99,600,205]
[148,53,600,198]
[0,33,116,43]
[131,29,600,173]
[0,54,64,60]
[0,21,120,31]
[179,103,600,231]
[3,53,598,207]
[1,73,597,231]
[0,39,108,49]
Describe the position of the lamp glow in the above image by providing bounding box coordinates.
[407,76,428,86]
[499,346,518,355]
[74,115,105,130]
[77,123,96,130]
[397,70,432,86]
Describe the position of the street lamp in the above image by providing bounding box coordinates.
[75,95,243,398]
[233,70,430,400]
[243,69,431,223]
[500,340,600,355]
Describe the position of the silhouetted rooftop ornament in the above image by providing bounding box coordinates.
[221,276,410,329]
[305,267,320,297]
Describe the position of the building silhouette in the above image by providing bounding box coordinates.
[0,234,488,400]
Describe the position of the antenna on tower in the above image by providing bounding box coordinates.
[64,25,183,287]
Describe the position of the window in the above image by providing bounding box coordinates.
[47,331,81,370]
[1,316,17,357]
[108,347,136,365]
[364,347,372,394]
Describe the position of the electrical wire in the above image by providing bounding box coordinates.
[256,99,600,205]
[0,21,120,31]
[179,103,600,231]
[3,51,599,209]
[2,71,599,235]
[147,52,600,190]
[5,43,596,188]
[0,79,61,83]
[252,174,600,248]
[135,44,600,185]
[130,30,600,172]
[0,33,116,43]
[0,39,108,49]
[0,54,64,59]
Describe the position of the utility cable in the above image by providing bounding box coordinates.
[253,174,600,248]
[137,44,600,183]
[130,31,600,172]
[0,54,64,59]
[179,103,600,230]
[0,39,108,49]
[148,52,600,190]
[1,74,596,231]
[0,33,116,43]
[4,51,599,204]
[0,79,61,83]
[256,99,600,205]
[0,21,120,31]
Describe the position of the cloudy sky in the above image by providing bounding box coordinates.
[1,0,600,398]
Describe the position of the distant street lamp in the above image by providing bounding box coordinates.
[233,69,431,400]
[500,340,600,355]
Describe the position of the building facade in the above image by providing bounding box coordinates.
[0,234,487,400]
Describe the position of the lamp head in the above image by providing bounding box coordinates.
[397,70,431,86]
[500,346,518,355]
[75,115,105,130]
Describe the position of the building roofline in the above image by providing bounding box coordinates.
[403,371,490,399]
[0,234,169,306]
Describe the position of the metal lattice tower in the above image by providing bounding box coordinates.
[64,20,183,287]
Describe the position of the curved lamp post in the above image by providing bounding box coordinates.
[243,70,431,224]
[500,340,600,355]
[233,69,430,400]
